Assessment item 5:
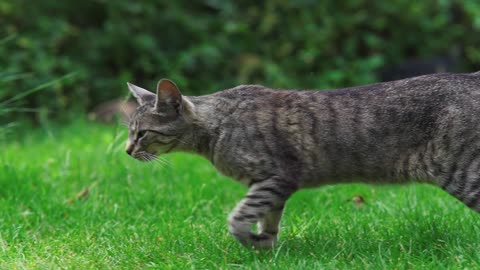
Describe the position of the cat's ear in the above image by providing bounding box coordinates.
[156,79,182,112]
[127,82,155,105]
[155,79,196,117]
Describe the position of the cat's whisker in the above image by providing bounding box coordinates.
[155,156,172,168]
[134,151,144,161]
[153,159,167,168]
[137,151,152,162]
[141,151,169,168]
[148,153,170,168]
[149,154,167,166]
[148,158,163,167]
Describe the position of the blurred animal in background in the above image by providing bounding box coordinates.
[89,99,137,123]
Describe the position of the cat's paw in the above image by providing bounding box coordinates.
[249,232,278,249]
[231,230,278,249]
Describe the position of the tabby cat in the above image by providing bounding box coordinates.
[125,72,480,248]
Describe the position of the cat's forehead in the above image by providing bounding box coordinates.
[131,103,176,119]
[130,103,154,120]
[134,103,153,115]
[129,104,150,127]
[129,104,177,130]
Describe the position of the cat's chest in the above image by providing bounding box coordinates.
[210,151,257,186]
[213,159,249,185]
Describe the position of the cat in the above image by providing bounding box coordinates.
[125,72,480,249]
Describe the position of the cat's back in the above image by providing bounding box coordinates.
[207,72,480,150]
[199,72,480,183]
[214,72,480,104]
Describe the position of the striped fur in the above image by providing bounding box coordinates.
[127,72,480,248]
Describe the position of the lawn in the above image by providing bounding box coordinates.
[2,120,480,269]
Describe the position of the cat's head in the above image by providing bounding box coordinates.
[125,79,195,162]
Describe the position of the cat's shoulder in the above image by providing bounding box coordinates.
[226,84,269,93]
[214,84,275,98]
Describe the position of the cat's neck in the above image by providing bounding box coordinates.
[176,96,219,160]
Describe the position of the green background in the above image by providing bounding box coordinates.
[3,1,480,268]
[2,0,480,121]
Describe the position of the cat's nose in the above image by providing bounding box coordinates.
[125,143,134,156]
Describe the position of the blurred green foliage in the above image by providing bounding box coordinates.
[1,1,480,121]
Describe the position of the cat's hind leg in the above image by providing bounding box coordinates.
[228,177,297,249]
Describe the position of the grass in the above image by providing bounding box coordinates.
[2,120,480,269]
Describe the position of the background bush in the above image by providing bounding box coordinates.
[1,0,480,121]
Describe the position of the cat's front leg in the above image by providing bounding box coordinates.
[228,177,297,249]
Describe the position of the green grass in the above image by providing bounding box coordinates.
[2,120,480,269]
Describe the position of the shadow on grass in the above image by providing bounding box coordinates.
[266,216,480,266]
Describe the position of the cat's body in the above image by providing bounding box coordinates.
[126,72,480,248]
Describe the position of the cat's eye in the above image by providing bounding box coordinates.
[137,130,147,138]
